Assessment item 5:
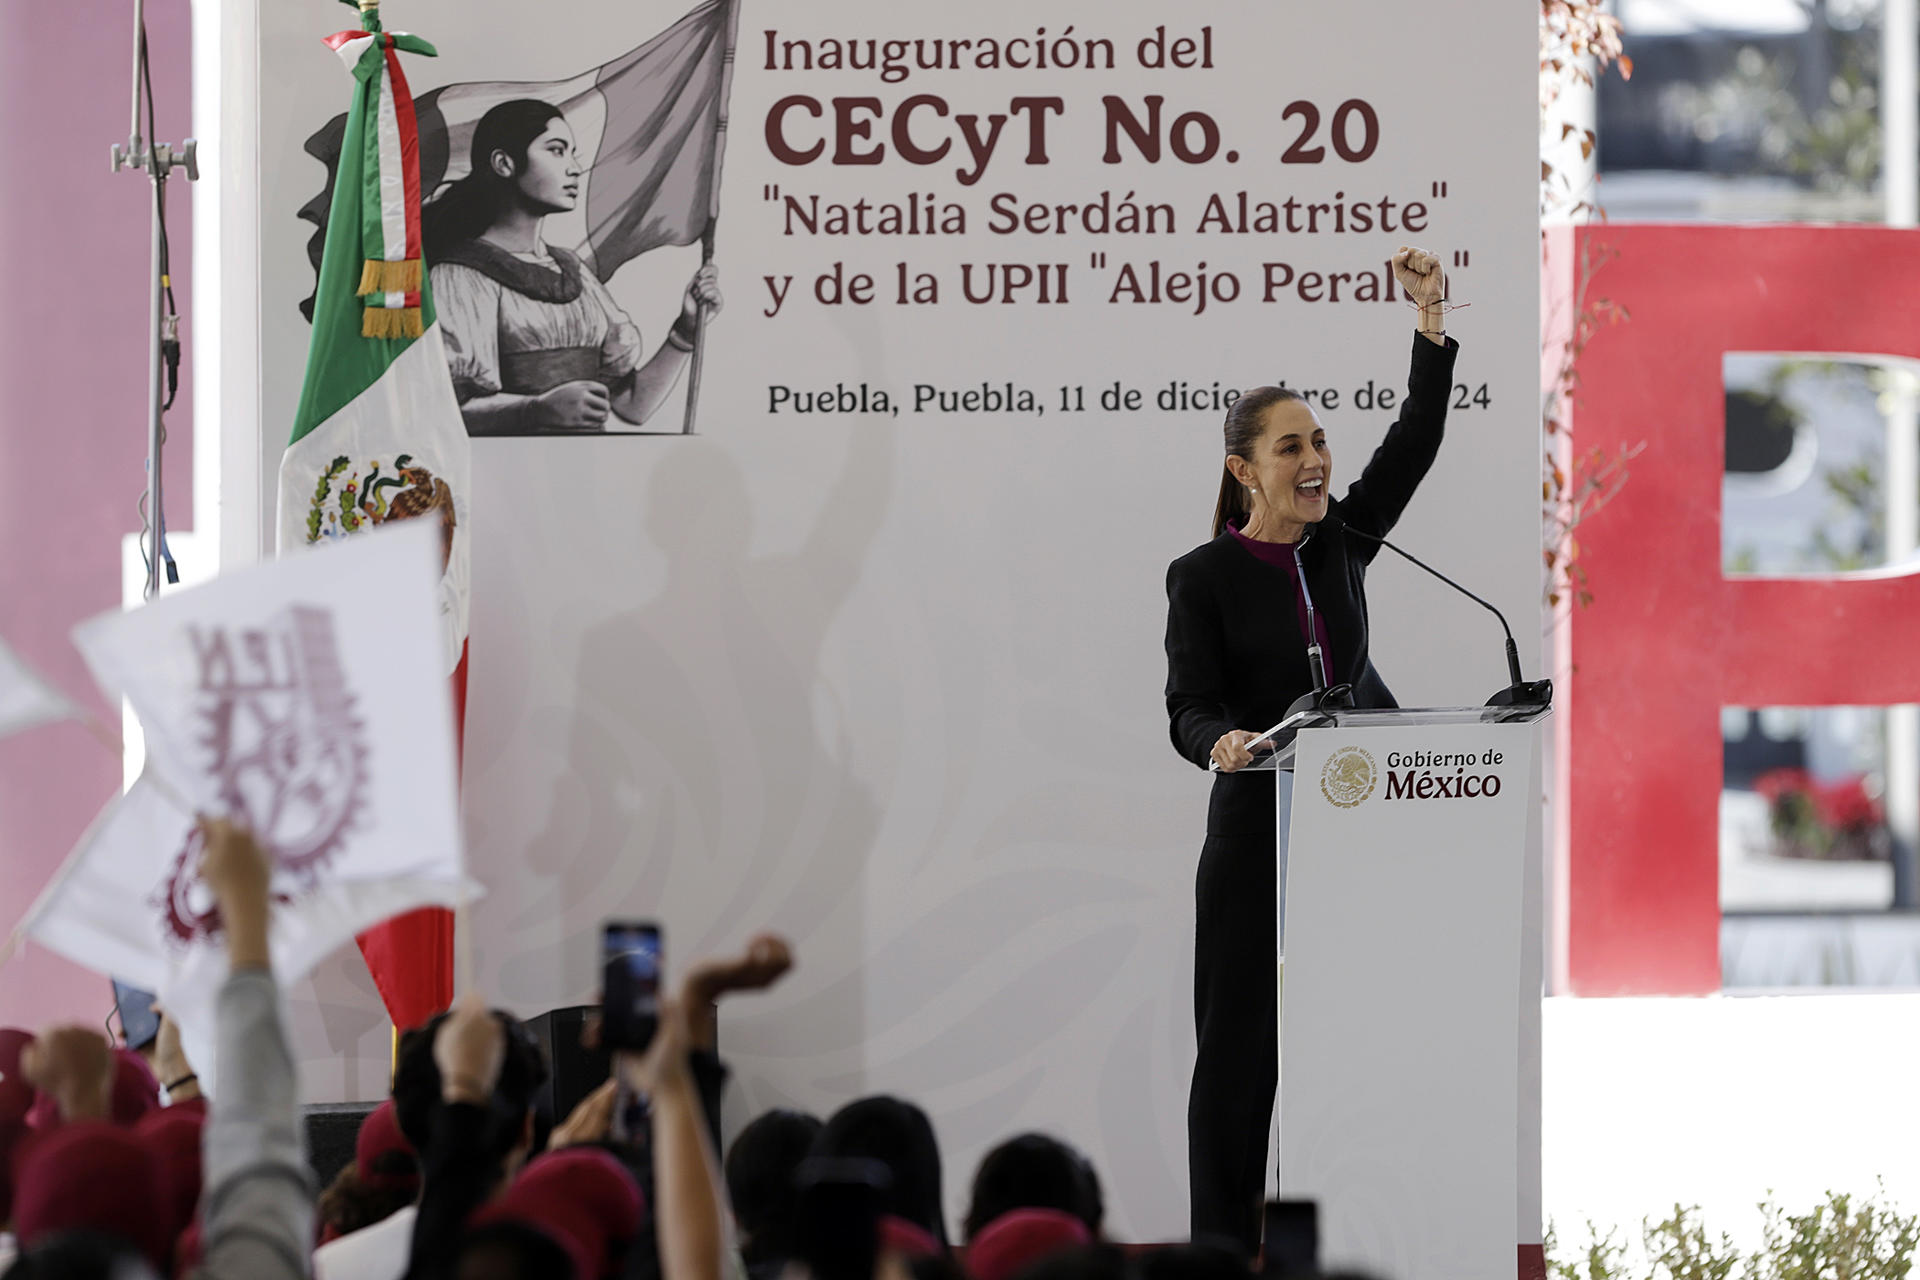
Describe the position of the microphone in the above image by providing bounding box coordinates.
[1284,541,1354,721]
[1319,512,1552,709]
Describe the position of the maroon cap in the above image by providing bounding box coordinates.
[136,1105,206,1248]
[880,1214,943,1260]
[355,1098,419,1193]
[0,1075,35,1224]
[478,1147,645,1279]
[12,1121,169,1267]
[0,1027,33,1082]
[966,1209,1093,1280]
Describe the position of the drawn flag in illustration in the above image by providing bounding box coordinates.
[278,6,471,1032]
[300,0,739,302]
[21,522,474,1094]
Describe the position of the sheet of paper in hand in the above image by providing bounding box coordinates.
[23,521,476,1083]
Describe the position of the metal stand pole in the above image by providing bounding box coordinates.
[143,169,169,602]
[112,0,197,601]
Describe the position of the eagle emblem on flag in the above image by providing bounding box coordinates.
[305,453,458,573]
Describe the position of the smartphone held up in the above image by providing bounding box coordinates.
[601,921,662,1052]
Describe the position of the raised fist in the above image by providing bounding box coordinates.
[1391,246,1446,307]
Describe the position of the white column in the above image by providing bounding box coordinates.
[1886,0,1919,904]
[1886,0,1918,228]
[192,0,265,575]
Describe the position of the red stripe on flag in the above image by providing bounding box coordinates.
[386,38,424,264]
[354,640,468,1030]
[356,906,453,1033]
[451,639,469,772]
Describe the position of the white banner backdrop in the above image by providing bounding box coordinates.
[242,0,1538,1239]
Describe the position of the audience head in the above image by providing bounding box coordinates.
[1008,1243,1132,1280]
[0,1074,32,1224]
[392,1007,548,1179]
[966,1209,1094,1280]
[963,1133,1104,1240]
[0,1027,32,1080]
[319,1098,421,1241]
[23,1046,159,1132]
[815,1095,949,1248]
[132,1106,205,1251]
[907,1251,970,1280]
[724,1107,823,1265]
[106,1051,160,1125]
[11,1123,169,1269]
[465,1146,644,1279]
[2,1231,163,1280]
[452,1220,576,1280]
[1136,1242,1255,1280]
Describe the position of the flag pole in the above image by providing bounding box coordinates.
[681,0,740,435]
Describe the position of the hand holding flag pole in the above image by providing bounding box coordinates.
[681,0,741,435]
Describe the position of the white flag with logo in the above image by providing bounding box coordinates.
[21,521,476,1089]
[0,637,76,740]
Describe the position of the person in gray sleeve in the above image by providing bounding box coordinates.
[188,816,315,1280]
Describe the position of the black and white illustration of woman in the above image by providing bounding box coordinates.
[423,99,724,435]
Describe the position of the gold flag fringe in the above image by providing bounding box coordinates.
[362,306,424,339]
[357,258,423,296]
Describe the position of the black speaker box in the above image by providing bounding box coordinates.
[302,1100,379,1191]
[525,1004,611,1124]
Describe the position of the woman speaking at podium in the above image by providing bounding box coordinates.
[1164,245,1456,1251]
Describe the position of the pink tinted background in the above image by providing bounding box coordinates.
[0,0,193,1031]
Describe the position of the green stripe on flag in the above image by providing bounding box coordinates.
[291,38,437,447]
[359,47,390,272]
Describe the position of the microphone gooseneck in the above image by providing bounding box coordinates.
[1282,533,1353,721]
[1292,543,1330,695]
[1319,512,1551,709]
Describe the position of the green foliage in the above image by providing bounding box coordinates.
[1548,1191,1919,1280]
[1809,460,1884,572]
[1750,1190,1918,1280]
[1646,1205,1741,1280]
[1549,1221,1631,1280]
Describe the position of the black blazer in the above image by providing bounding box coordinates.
[1164,334,1459,836]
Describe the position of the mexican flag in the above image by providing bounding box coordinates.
[277,10,470,1032]
[299,0,740,302]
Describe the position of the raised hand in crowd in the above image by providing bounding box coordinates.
[7,817,309,1280]
[397,998,547,1280]
[198,815,271,971]
[20,1026,115,1124]
[187,813,316,1280]
[681,932,792,1050]
[144,1005,201,1105]
[562,931,797,1151]
[617,988,728,1280]
[547,1076,619,1151]
[433,996,508,1109]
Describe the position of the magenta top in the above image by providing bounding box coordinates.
[1229,521,1335,687]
